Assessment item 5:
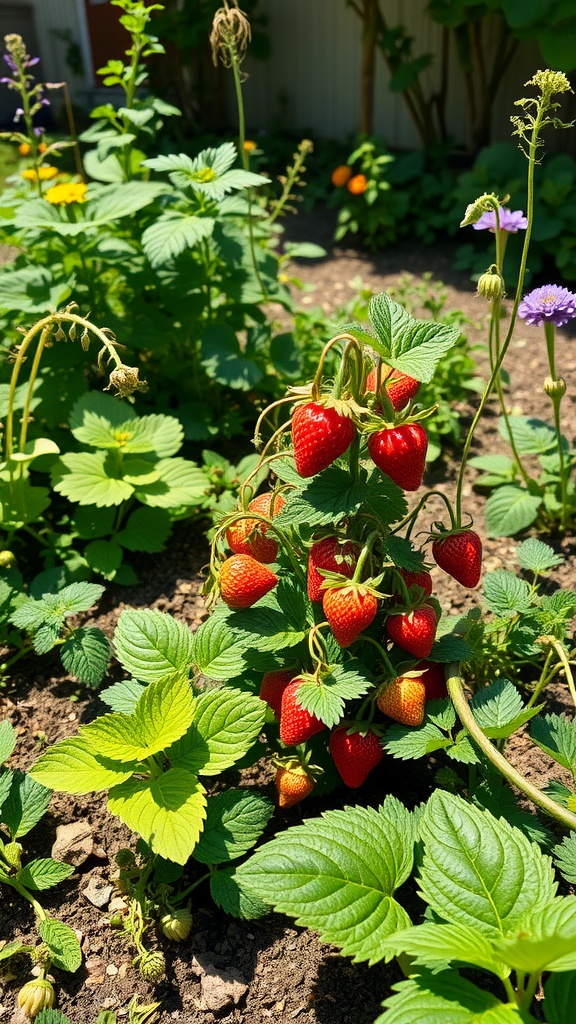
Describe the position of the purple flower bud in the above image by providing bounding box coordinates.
[473,208,528,233]
[13,107,23,122]
[3,55,17,72]
[518,285,576,328]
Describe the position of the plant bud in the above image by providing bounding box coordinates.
[0,549,17,568]
[114,848,136,868]
[460,192,500,227]
[160,908,193,942]
[477,266,505,300]
[17,977,55,1018]
[30,944,52,969]
[544,376,566,399]
[3,841,22,870]
[137,950,166,983]
[109,913,125,929]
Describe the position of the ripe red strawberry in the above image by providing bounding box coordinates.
[323,585,378,647]
[377,676,426,726]
[219,554,278,610]
[368,423,428,491]
[292,401,355,478]
[329,727,384,787]
[307,536,360,602]
[415,660,447,700]
[366,367,420,410]
[432,530,483,589]
[259,668,298,716]
[275,764,315,808]
[226,492,285,563]
[279,678,327,746]
[387,603,438,658]
[398,568,433,598]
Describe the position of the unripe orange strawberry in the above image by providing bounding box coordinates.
[219,554,277,609]
[347,173,368,195]
[377,676,426,726]
[331,165,352,187]
[275,764,315,808]
[226,492,285,563]
[323,584,378,647]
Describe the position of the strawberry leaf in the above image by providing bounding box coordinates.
[544,968,576,1024]
[531,714,576,775]
[368,292,461,383]
[194,790,274,865]
[114,608,195,683]
[554,832,576,885]
[167,687,266,776]
[493,896,576,973]
[376,975,527,1024]
[236,797,416,964]
[107,768,207,864]
[295,660,374,728]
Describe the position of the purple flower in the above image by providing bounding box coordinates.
[473,208,528,233]
[3,54,17,72]
[518,285,576,327]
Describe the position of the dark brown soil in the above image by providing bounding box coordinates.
[1,206,575,1023]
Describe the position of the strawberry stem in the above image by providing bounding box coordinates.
[311,332,361,401]
[358,634,395,677]
[446,663,576,830]
[352,531,379,583]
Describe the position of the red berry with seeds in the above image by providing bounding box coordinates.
[226,492,285,563]
[323,585,379,648]
[415,660,447,700]
[366,367,420,410]
[399,568,433,598]
[275,764,315,808]
[307,536,360,602]
[329,727,384,787]
[259,669,298,717]
[219,554,278,610]
[387,603,438,658]
[432,529,482,589]
[377,676,426,727]
[368,423,428,491]
[292,401,355,478]
[279,678,327,746]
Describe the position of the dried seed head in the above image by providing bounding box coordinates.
[106,364,148,398]
[528,69,572,100]
[210,1,251,67]
[137,950,166,983]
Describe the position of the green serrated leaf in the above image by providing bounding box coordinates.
[194,790,274,865]
[385,535,425,572]
[81,673,194,761]
[544,970,576,1024]
[201,324,263,391]
[107,767,206,864]
[237,797,415,964]
[142,212,215,266]
[471,680,524,734]
[517,537,563,574]
[383,920,508,978]
[38,917,82,972]
[52,451,135,507]
[115,506,172,552]
[99,679,146,714]
[485,485,543,538]
[191,611,250,681]
[499,416,558,455]
[531,714,576,774]
[84,539,123,577]
[494,896,576,973]
[113,608,195,683]
[209,865,270,920]
[135,457,208,510]
[377,975,526,1024]
[276,466,406,530]
[554,831,576,884]
[30,736,137,794]
[228,599,307,655]
[1,771,51,838]
[384,722,450,761]
[168,687,266,776]
[19,857,74,891]
[295,661,373,729]
[0,720,16,764]
[419,791,557,939]
[482,571,532,617]
[368,292,460,382]
[61,627,110,686]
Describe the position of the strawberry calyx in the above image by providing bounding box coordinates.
[318,571,386,602]
[362,401,439,436]
[271,753,322,779]
[385,593,441,617]
[334,719,385,739]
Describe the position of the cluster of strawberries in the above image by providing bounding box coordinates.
[213,364,483,809]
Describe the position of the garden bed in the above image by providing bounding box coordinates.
[1,209,576,1023]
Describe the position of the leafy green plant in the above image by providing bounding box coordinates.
[238,789,576,1022]
[0,720,82,1015]
[29,608,273,979]
[35,1000,161,1024]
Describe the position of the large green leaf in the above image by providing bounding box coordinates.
[275,466,406,530]
[377,975,527,1024]
[191,611,251,681]
[61,627,110,686]
[15,182,165,236]
[383,921,508,978]
[418,792,557,939]
[294,661,374,728]
[1,771,51,838]
[113,608,195,683]
[194,790,274,865]
[142,211,215,266]
[368,292,461,382]
[201,324,263,391]
[30,736,137,794]
[51,451,134,507]
[493,896,576,974]
[485,485,543,538]
[168,688,266,776]
[237,797,415,964]
[470,679,541,740]
[115,507,172,553]
[517,537,562,574]
[134,457,208,509]
[210,865,270,920]
[107,767,206,864]
[19,858,74,892]
[80,674,195,761]
[0,265,72,313]
[144,145,269,199]
[498,416,558,455]
[482,571,531,617]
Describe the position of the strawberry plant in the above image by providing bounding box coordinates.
[0,721,82,1015]
[237,790,576,1022]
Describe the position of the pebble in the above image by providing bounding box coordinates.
[83,876,113,908]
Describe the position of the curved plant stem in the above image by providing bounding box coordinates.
[447,662,576,830]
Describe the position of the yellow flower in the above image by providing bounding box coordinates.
[244,139,256,152]
[21,165,58,183]
[44,182,88,206]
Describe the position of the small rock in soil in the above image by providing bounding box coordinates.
[82,875,113,908]
[192,955,249,1013]
[51,821,95,866]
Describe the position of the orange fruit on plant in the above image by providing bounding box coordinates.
[331,165,352,187]
[226,492,285,563]
[347,173,368,195]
